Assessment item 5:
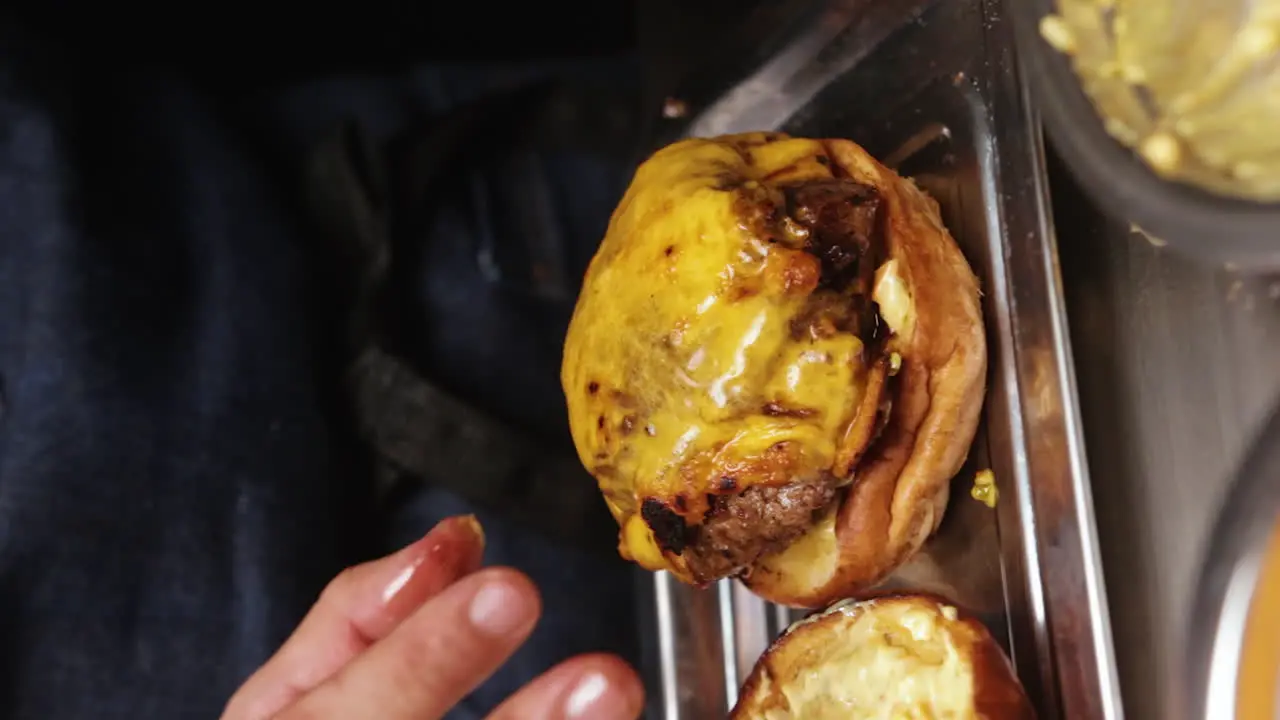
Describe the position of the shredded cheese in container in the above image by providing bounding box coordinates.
[1041,1,1280,202]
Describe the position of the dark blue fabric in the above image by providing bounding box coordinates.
[0,29,641,720]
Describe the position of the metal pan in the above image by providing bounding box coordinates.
[633,0,1123,717]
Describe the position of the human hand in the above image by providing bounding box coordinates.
[221,516,645,720]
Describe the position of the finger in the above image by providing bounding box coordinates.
[222,515,485,720]
[278,567,541,720]
[485,654,645,720]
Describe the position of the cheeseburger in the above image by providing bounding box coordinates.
[561,132,987,607]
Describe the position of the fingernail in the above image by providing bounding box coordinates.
[468,579,534,636]
[457,514,486,548]
[420,514,486,579]
[564,672,622,719]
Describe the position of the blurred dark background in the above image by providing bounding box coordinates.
[0,0,777,716]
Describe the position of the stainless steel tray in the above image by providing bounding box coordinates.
[633,0,1123,717]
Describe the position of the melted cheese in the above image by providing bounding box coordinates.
[873,259,915,339]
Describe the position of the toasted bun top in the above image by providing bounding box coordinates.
[732,594,1035,720]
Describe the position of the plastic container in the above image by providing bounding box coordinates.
[1010,1,1280,270]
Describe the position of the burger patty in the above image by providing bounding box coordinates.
[682,480,839,581]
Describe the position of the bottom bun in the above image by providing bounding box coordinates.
[731,594,1035,720]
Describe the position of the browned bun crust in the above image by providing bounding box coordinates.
[731,593,1035,719]
[743,139,987,607]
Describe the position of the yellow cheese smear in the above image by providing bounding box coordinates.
[775,602,973,719]
[970,469,999,509]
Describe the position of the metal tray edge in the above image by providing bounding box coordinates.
[982,0,1124,715]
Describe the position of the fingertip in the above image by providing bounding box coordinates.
[376,517,486,613]
[477,566,542,606]
[482,651,645,720]
[563,653,646,718]
[344,517,491,640]
[465,567,542,637]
